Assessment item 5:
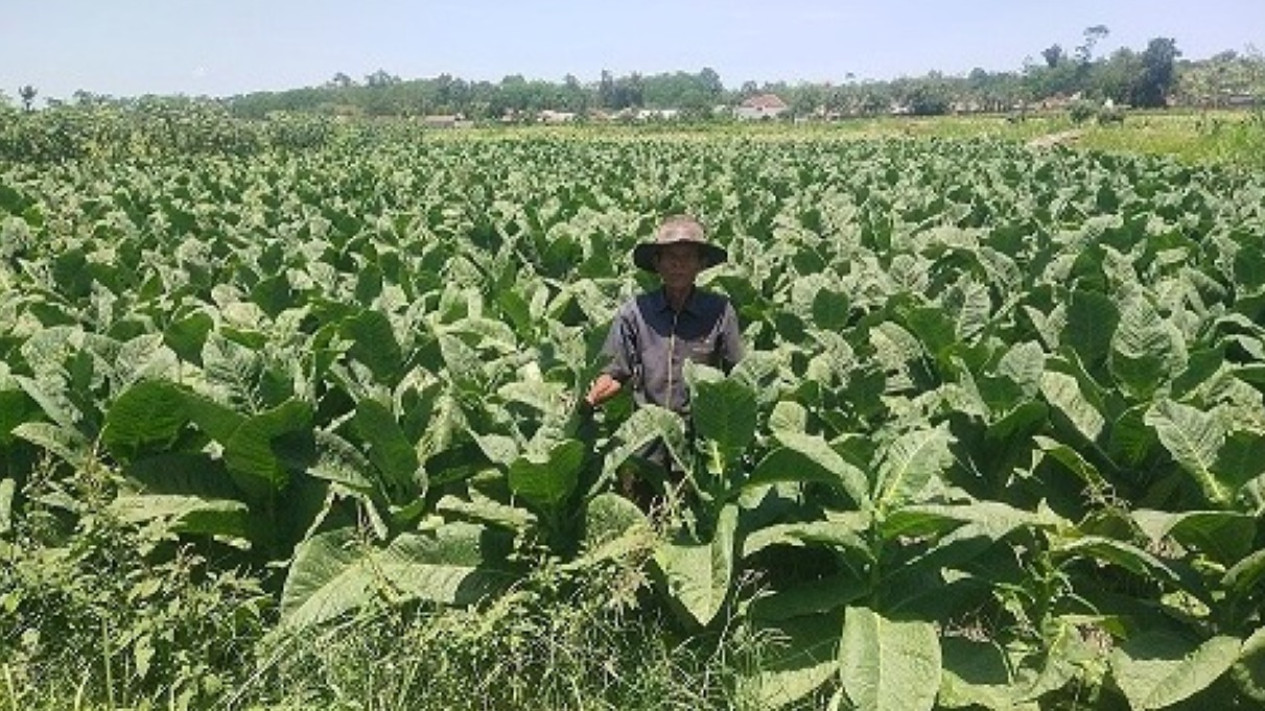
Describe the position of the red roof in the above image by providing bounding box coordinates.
[740,93,788,110]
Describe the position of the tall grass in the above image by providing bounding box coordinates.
[2,471,793,711]
[232,553,783,710]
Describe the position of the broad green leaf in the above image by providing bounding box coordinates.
[224,399,313,500]
[1033,435,1110,491]
[1108,404,1156,468]
[14,374,83,434]
[497,378,566,415]
[838,606,941,711]
[507,439,584,509]
[740,614,841,710]
[1234,626,1265,703]
[1062,290,1119,370]
[939,637,1036,710]
[352,399,422,501]
[424,441,492,488]
[1040,371,1105,443]
[280,523,509,631]
[748,571,870,622]
[1223,548,1265,597]
[113,334,179,391]
[743,519,872,561]
[879,501,1061,542]
[747,432,870,509]
[653,503,738,627]
[163,311,214,364]
[109,494,252,542]
[279,528,372,631]
[1214,429,1265,496]
[690,375,758,467]
[874,425,955,509]
[995,341,1046,399]
[436,492,535,533]
[948,278,992,342]
[250,274,292,318]
[102,380,190,461]
[1110,295,1187,399]
[181,390,246,443]
[1241,474,1265,517]
[341,309,402,381]
[122,451,239,495]
[600,405,689,483]
[812,286,851,330]
[437,332,485,390]
[769,400,809,435]
[1109,632,1240,710]
[375,524,512,604]
[575,492,653,565]
[11,422,93,471]
[1132,509,1256,566]
[1233,243,1265,294]
[986,400,1048,443]
[308,429,377,494]
[472,433,519,466]
[581,492,648,546]
[201,332,267,410]
[901,307,957,358]
[0,389,36,444]
[1051,535,1179,583]
[443,316,517,352]
[415,387,464,461]
[1145,400,1230,507]
[1171,346,1226,398]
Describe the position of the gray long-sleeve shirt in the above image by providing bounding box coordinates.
[599,287,744,414]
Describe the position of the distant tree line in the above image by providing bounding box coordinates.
[219,30,1261,120]
[6,29,1263,121]
[220,67,730,120]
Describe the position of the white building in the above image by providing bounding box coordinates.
[736,94,789,120]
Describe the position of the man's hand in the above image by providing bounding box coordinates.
[584,373,622,409]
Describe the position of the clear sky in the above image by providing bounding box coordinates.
[3,1,1263,103]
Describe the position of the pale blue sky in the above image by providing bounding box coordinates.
[3,1,1262,102]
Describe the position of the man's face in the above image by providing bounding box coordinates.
[654,243,703,290]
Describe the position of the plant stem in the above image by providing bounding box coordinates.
[102,616,115,710]
[2,663,19,711]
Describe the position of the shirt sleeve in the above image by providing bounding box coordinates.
[718,300,744,371]
[599,305,635,383]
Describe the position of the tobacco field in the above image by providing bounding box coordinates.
[2,115,1265,709]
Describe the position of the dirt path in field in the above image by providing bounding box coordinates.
[1025,129,1084,149]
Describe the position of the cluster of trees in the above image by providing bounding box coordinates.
[7,29,1263,122]
[1023,29,1181,108]
[223,67,731,120]
[217,29,1259,120]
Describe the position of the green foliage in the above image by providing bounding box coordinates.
[3,123,1265,709]
[838,606,941,711]
[0,462,271,709]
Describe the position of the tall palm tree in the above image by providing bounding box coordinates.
[18,85,37,111]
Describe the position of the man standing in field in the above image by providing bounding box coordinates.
[583,214,744,509]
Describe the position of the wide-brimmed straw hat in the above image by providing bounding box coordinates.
[632,215,728,272]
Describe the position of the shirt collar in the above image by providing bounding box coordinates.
[652,286,699,315]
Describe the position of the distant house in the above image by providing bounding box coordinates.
[635,108,680,121]
[1225,93,1260,108]
[422,114,469,129]
[539,109,577,124]
[736,94,789,120]
[1037,93,1079,111]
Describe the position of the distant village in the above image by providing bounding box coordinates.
[414,89,1224,129]
[420,93,800,128]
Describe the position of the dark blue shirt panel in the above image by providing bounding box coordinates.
[600,287,744,413]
